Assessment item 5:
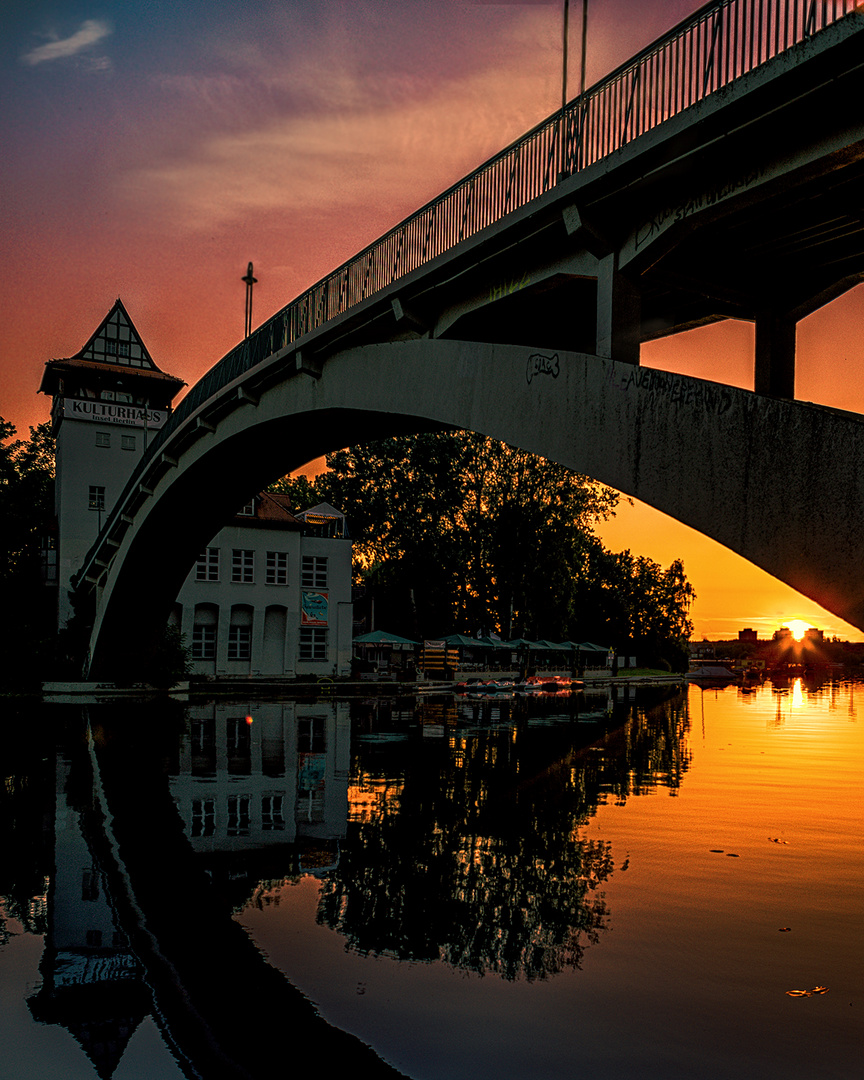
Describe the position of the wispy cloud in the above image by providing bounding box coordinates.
[117,5,560,235]
[120,59,554,237]
[22,19,112,67]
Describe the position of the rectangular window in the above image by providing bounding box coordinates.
[232,549,254,583]
[266,551,288,585]
[191,798,216,837]
[196,548,219,581]
[81,869,100,902]
[96,432,110,448]
[227,717,251,756]
[262,794,285,831]
[227,795,250,836]
[121,434,136,450]
[192,625,216,659]
[237,500,256,517]
[301,556,328,589]
[299,627,328,660]
[298,716,326,754]
[88,486,105,512]
[228,625,252,660]
[118,342,130,358]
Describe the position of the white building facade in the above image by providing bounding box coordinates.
[40,299,353,679]
[173,496,353,678]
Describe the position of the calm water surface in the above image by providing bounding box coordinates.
[1,680,861,1078]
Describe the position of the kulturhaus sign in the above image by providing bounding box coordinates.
[63,398,167,429]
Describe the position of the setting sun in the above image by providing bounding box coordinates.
[787,619,812,640]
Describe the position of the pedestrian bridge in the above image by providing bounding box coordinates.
[75,1,864,676]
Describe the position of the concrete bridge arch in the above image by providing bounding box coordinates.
[82,336,864,677]
[75,8,864,675]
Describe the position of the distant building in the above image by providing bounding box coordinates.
[804,627,824,642]
[738,628,758,642]
[773,627,793,641]
[39,299,352,678]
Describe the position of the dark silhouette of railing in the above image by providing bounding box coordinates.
[146,0,856,457]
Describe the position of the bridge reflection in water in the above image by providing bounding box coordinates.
[15,686,687,1078]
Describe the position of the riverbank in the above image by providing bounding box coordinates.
[39,668,684,702]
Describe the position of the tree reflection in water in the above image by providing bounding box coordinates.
[317,687,690,981]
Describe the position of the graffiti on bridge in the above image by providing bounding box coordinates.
[611,365,734,416]
[526,352,560,385]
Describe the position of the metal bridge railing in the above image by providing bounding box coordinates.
[149,0,858,457]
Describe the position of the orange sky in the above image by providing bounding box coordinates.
[2,1,862,640]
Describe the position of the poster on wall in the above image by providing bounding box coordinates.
[301,590,329,626]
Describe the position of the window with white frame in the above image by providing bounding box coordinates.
[192,624,216,659]
[96,432,110,448]
[191,797,216,837]
[227,717,251,757]
[266,551,288,585]
[237,499,256,517]
[196,548,219,581]
[228,625,252,660]
[88,486,105,512]
[232,549,254,583]
[297,715,326,753]
[301,555,327,589]
[299,626,328,660]
[227,794,250,836]
[261,794,285,831]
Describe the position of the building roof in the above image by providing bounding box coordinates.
[38,298,185,399]
[229,491,304,530]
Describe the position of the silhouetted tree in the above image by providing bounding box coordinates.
[271,432,694,663]
[0,418,56,685]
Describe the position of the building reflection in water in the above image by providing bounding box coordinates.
[28,746,152,1076]
[25,700,355,1078]
[169,701,351,896]
[12,686,690,1077]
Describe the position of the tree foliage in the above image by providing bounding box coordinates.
[0,418,56,685]
[0,419,54,584]
[272,432,694,664]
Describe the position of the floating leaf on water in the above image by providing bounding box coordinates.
[810,986,829,995]
[778,927,792,932]
[786,989,812,997]
[726,853,740,857]
[710,849,724,853]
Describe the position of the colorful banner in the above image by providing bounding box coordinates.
[301,590,329,626]
[297,752,326,796]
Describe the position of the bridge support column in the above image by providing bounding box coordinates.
[754,312,795,398]
[596,254,640,365]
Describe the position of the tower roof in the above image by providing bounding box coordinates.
[38,298,185,401]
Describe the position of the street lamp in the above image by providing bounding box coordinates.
[242,261,257,339]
